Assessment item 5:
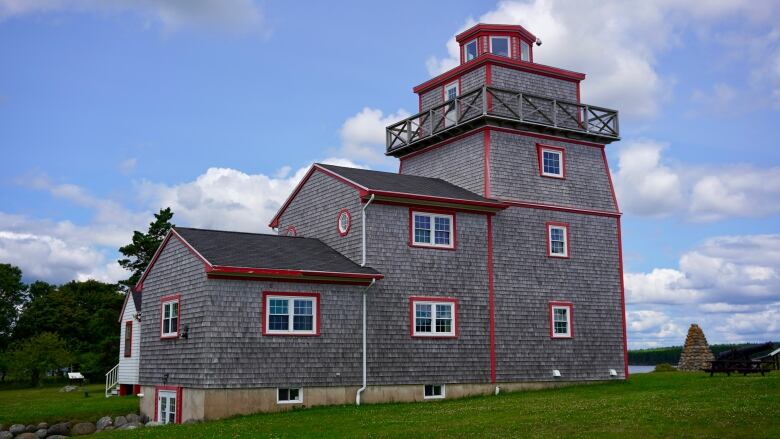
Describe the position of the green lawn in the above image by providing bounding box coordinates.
[96,372,779,438]
[0,384,138,425]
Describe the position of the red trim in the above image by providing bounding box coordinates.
[601,148,620,212]
[261,291,321,336]
[369,189,505,210]
[456,23,537,45]
[617,218,629,379]
[549,301,574,338]
[337,208,352,237]
[418,93,422,113]
[133,384,141,395]
[209,265,382,280]
[413,54,584,95]
[154,386,183,424]
[135,229,211,292]
[576,81,581,104]
[207,274,375,286]
[537,144,566,179]
[283,225,297,236]
[486,63,493,112]
[487,215,496,383]
[545,221,570,258]
[408,207,457,250]
[503,199,619,218]
[124,320,132,358]
[160,293,181,339]
[483,129,491,197]
[409,296,459,339]
[118,384,127,396]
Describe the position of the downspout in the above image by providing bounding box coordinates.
[356,194,376,406]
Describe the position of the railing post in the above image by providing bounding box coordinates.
[406,121,412,145]
[552,100,558,127]
[584,105,590,133]
[519,93,524,121]
[482,86,488,115]
[428,109,434,135]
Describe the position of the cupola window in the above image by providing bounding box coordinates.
[464,39,478,62]
[490,36,510,57]
[520,40,530,61]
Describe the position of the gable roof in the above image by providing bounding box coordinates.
[269,163,506,228]
[118,290,142,323]
[134,227,382,292]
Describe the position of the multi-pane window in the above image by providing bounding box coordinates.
[124,321,132,357]
[337,209,351,236]
[444,82,459,127]
[277,388,302,404]
[540,147,564,178]
[520,40,530,61]
[412,212,454,249]
[550,304,572,338]
[161,297,179,338]
[157,390,177,424]
[464,39,478,61]
[412,299,456,337]
[424,384,445,399]
[490,36,510,57]
[265,295,317,335]
[547,223,569,258]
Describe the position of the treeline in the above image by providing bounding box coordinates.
[629,342,778,365]
[0,208,175,386]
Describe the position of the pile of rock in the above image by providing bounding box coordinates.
[0,414,161,438]
[678,323,715,371]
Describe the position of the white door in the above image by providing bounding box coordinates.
[158,390,177,424]
[444,82,459,127]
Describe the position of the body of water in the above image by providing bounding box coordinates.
[628,365,656,374]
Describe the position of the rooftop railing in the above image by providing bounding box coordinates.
[386,85,619,154]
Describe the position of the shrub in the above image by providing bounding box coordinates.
[654,363,677,372]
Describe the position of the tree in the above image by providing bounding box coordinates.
[0,264,26,381]
[8,332,73,386]
[118,207,175,288]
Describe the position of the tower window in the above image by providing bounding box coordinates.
[490,36,510,57]
[550,302,573,338]
[520,40,530,61]
[464,39,478,62]
[546,222,569,258]
[537,145,566,178]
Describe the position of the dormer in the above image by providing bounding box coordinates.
[456,23,538,64]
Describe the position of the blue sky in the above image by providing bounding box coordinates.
[1,0,778,348]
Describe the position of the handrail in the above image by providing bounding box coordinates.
[105,363,119,398]
[386,85,619,153]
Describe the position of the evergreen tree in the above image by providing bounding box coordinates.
[118,207,175,288]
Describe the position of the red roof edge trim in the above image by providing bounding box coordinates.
[456,23,536,44]
[209,265,384,280]
[133,229,213,293]
[367,190,507,209]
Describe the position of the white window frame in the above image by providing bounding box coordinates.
[520,40,530,61]
[547,224,569,258]
[540,147,564,178]
[265,295,318,335]
[464,39,478,62]
[424,384,446,399]
[551,304,572,338]
[411,211,454,249]
[489,36,510,57]
[160,298,179,338]
[157,390,177,424]
[412,299,456,337]
[444,81,459,102]
[276,387,303,404]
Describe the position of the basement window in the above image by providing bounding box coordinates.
[424,384,445,399]
[277,387,302,404]
[264,293,319,335]
[411,211,455,249]
[490,36,510,57]
[464,39,478,62]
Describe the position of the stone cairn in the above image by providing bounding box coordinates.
[677,323,715,371]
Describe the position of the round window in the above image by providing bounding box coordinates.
[337,209,351,236]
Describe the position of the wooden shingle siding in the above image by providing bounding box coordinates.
[492,207,625,380]
[138,237,211,387]
[277,170,363,264]
[490,130,618,212]
[364,204,491,385]
[461,66,486,94]
[400,132,485,196]
[420,87,443,112]
[491,65,578,102]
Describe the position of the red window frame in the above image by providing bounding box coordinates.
[261,291,321,336]
[154,385,183,424]
[336,208,351,237]
[283,225,297,236]
[408,208,457,250]
[549,301,574,339]
[409,296,459,339]
[160,293,181,339]
[537,144,566,179]
[546,221,570,258]
[124,320,133,357]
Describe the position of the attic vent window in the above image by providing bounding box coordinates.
[337,209,351,237]
[490,36,510,57]
[464,39,478,62]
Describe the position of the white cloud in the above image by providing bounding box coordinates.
[613,140,780,221]
[425,0,780,119]
[338,107,410,165]
[0,0,265,33]
[625,269,702,305]
[119,158,137,175]
[627,309,684,348]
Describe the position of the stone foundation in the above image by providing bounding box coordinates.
[140,380,609,422]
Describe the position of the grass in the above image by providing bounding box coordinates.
[0,383,138,426]
[94,372,780,438]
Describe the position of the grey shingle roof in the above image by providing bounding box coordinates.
[173,227,379,275]
[131,290,142,312]
[317,163,494,202]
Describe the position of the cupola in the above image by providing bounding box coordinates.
[455,23,539,64]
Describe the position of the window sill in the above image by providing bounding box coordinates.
[409,243,456,251]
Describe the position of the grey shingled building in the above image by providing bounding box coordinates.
[131,23,627,423]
